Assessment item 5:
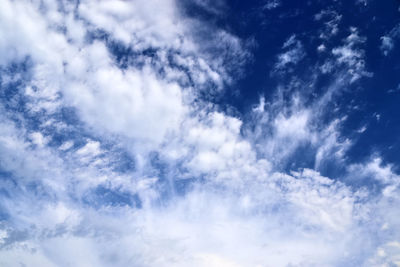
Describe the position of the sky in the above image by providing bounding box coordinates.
[0,0,400,266]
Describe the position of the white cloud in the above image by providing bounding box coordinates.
[381,36,394,56]
[0,178,370,266]
[347,158,400,265]
[29,132,49,147]
[59,141,74,151]
[0,0,399,266]
[347,157,400,186]
[317,44,326,52]
[247,90,351,171]
[380,24,400,56]
[274,35,305,71]
[357,125,367,133]
[315,9,342,41]
[189,0,228,15]
[331,27,372,82]
[263,0,281,10]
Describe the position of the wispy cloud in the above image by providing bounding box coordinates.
[380,24,400,56]
[273,35,305,73]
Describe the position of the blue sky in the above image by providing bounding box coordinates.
[0,0,400,266]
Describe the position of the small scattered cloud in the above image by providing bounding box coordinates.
[357,125,367,133]
[381,36,394,56]
[263,0,281,10]
[380,24,400,56]
[317,44,327,52]
[315,9,342,41]
[273,35,305,72]
[331,27,372,82]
